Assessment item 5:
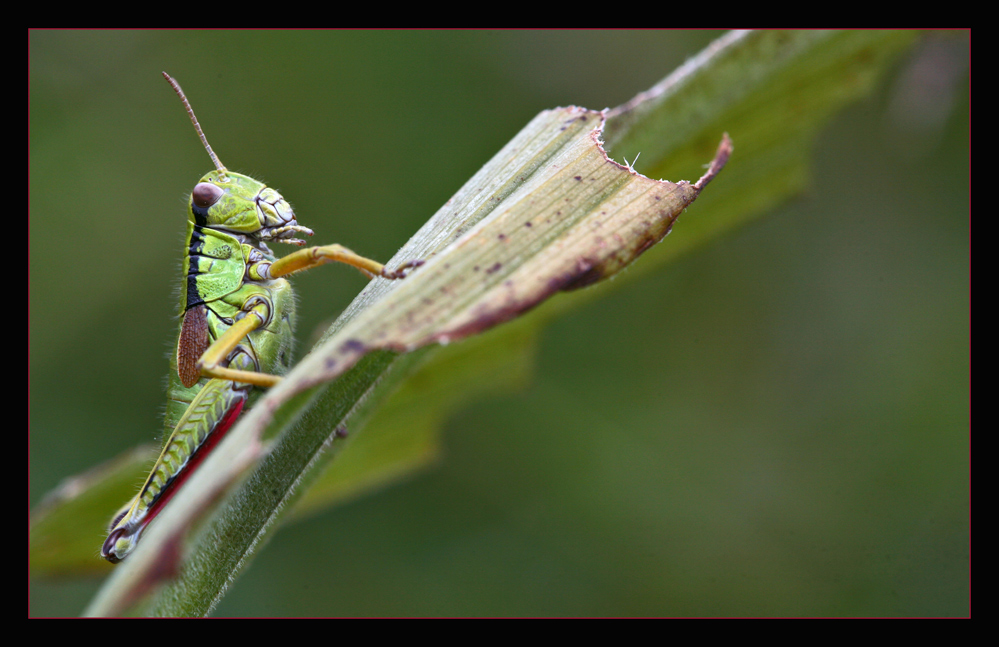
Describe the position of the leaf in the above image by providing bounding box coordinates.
[288,30,924,526]
[287,315,540,522]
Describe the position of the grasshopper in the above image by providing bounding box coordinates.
[101,73,421,563]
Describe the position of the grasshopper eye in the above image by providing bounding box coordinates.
[192,182,224,209]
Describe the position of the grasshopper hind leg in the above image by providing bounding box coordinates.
[101,378,247,563]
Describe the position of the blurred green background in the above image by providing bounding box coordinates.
[30,30,968,616]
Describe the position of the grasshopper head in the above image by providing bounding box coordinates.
[188,170,314,246]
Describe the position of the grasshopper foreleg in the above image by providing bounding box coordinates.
[258,244,423,281]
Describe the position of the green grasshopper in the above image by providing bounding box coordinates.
[101,73,421,563]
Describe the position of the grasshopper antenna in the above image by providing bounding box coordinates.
[162,72,228,180]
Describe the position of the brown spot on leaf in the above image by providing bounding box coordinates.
[341,339,365,353]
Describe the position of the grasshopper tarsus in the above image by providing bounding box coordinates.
[381,259,425,280]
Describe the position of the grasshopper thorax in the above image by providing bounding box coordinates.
[189,170,314,246]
